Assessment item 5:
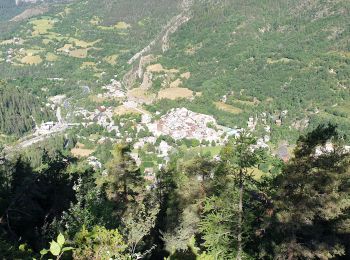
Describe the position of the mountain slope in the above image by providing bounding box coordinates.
[0,0,349,144]
[148,0,350,141]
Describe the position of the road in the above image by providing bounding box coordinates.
[3,104,73,155]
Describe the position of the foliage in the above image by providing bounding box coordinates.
[199,191,239,259]
[72,226,130,260]
[0,82,53,136]
[40,233,73,259]
[122,202,159,257]
[105,144,144,201]
[268,124,350,259]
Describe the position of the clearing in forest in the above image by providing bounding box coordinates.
[46,53,59,61]
[81,62,97,69]
[128,88,156,104]
[97,21,131,30]
[71,148,94,157]
[267,57,292,64]
[66,48,88,58]
[180,72,191,79]
[57,44,88,58]
[71,143,94,157]
[215,102,242,114]
[21,55,42,65]
[147,63,179,73]
[30,18,55,36]
[104,55,118,65]
[158,87,194,100]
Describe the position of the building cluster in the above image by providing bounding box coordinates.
[146,108,238,143]
[73,107,119,134]
[87,156,102,170]
[247,110,289,131]
[5,48,14,64]
[98,79,125,99]
[34,121,60,136]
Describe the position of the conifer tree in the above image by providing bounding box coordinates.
[272,124,350,259]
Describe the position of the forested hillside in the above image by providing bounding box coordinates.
[0,81,53,136]
[151,0,350,141]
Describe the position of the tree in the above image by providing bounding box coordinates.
[186,154,216,183]
[199,189,239,259]
[73,226,130,260]
[123,202,159,257]
[0,154,78,251]
[220,132,264,260]
[155,167,177,205]
[51,173,115,238]
[271,124,350,259]
[107,144,144,202]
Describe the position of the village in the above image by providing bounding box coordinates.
[10,78,275,185]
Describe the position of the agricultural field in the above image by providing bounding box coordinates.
[0,0,182,101]
[158,87,194,100]
[214,101,242,114]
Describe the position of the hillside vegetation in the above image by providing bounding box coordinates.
[152,0,350,141]
[0,81,53,136]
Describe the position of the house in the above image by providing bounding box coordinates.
[158,141,172,157]
[275,119,282,126]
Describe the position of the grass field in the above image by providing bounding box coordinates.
[128,88,156,103]
[115,21,131,29]
[71,148,94,157]
[114,105,142,116]
[72,39,101,48]
[266,57,293,64]
[57,44,88,58]
[104,54,118,65]
[215,102,242,114]
[80,61,97,69]
[68,48,88,58]
[71,143,94,157]
[180,72,191,79]
[147,63,179,73]
[187,145,223,156]
[21,55,42,65]
[169,78,182,88]
[46,53,59,61]
[158,87,193,100]
[97,21,131,30]
[30,18,54,35]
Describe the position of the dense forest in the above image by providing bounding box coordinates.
[0,81,53,136]
[1,124,350,259]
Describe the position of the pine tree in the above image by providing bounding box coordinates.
[107,144,144,202]
[271,124,350,259]
[220,132,264,260]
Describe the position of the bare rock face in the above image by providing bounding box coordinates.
[10,5,48,21]
[15,0,40,6]
[15,0,71,6]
